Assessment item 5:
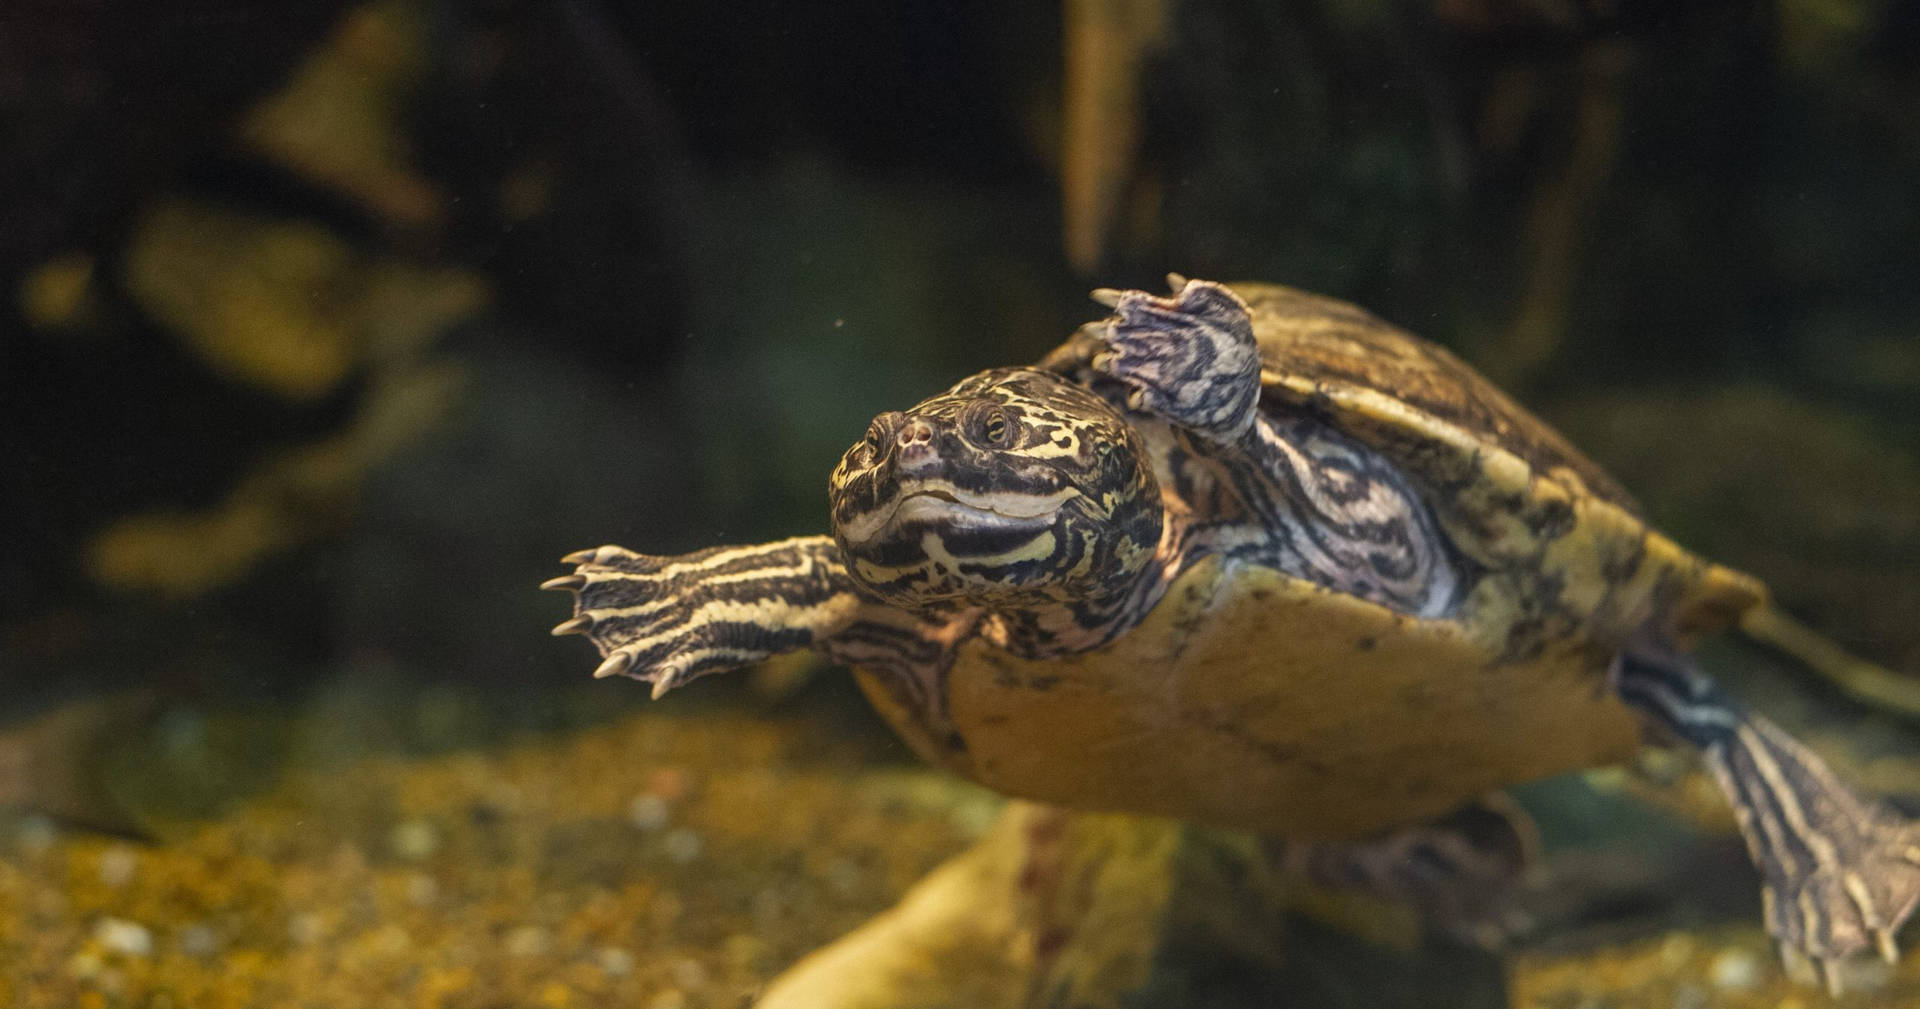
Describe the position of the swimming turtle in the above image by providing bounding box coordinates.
[544,276,1920,998]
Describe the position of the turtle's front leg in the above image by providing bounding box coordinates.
[544,535,871,698]
[1088,275,1263,443]
[1617,648,1920,989]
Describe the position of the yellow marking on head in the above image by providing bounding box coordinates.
[920,528,1059,572]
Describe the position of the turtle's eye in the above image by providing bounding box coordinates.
[968,405,1013,449]
[859,425,884,466]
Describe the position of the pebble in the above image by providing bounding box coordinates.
[646,767,688,802]
[66,948,104,980]
[1657,932,1695,969]
[670,957,708,990]
[646,991,687,1009]
[596,947,634,976]
[406,872,440,907]
[177,924,219,957]
[663,828,702,864]
[288,913,325,946]
[391,818,441,860]
[629,794,671,832]
[1709,948,1760,990]
[94,918,154,957]
[97,845,138,887]
[372,924,412,956]
[505,924,550,957]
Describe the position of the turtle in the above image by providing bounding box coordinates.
[543,276,1920,1000]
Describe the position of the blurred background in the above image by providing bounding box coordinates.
[2,1,1919,1006]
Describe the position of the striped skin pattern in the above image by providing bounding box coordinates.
[548,276,1918,979]
[549,346,1455,718]
[549,537,961,711]
[1085,278,1459,619]
[1088,277,1263,441]
[828,368,1166,659]
[548,539,861,698]
[1618,648,1920,987]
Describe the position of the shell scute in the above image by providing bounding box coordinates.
[1237,282,1638,513]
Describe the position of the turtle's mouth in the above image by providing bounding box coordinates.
[839,483,1076,545]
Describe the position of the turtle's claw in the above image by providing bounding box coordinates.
[1735,770,1920,986]
[1762,836,1920,976]
[593,650,633,680]
[550,616,593,637]
[649,670,680,701]
[1777,946,1845,996]
[1780,945,1888,999]
[547,538,856,696]
[1619,652,1920,985]
[560,544,637,566]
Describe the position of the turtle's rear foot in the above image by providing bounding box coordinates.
[1280,795,1538,950]
[1617,651,1920,992]
[1710,715,1920,987]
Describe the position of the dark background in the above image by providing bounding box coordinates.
[3,0,1918,779]
[4,2,1920,1005]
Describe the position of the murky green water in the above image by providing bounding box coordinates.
[4,2,1919,1006]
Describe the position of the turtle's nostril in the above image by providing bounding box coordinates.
[898,419,935,447]
[895,419,939,474]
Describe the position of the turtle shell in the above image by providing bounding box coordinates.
[854,282,1767,840]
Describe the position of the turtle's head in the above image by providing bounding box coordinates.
[829,368,1163,619]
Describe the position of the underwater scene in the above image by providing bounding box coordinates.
[4,2,1920,1007]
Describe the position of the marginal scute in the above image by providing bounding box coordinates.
[1234,282,1639,514]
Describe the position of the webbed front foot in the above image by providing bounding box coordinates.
[543,536,864,697]
[1617,652,1920,991]
[1088,274,1263,442]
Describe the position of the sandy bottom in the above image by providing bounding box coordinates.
[0,698,991,1009]
[2,677,1917,1008]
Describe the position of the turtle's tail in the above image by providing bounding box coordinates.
[1739,604,1920,721]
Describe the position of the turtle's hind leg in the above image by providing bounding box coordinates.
[1616,648,1920,988]
[1278,795,1538,950]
